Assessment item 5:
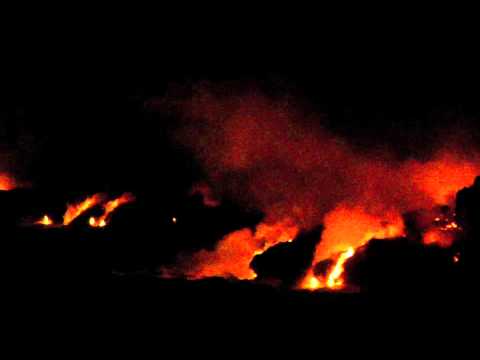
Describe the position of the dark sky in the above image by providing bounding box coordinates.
[2,29,480,196]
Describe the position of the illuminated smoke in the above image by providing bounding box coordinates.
[155,84,480,287]
[0,173,16,191]
[163,218,298,280]
[300,206,404,290]
[190,182,220,207]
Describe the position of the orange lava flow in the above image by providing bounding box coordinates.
[36,215,53,226]
[326,247,355,289]
[0,173,15,191]
[89,192,135,228]
[300,247,355,291]
[300,206,404,291]
[312,206,404,266]
[174,218,299,280]
[63,194,105,226]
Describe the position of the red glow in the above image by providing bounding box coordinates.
[157,87,480,289]
[410,154,480,205]
[0,173,15,191]
[36,215,53,226]
[168,218,299,280]
[299,206,404,290]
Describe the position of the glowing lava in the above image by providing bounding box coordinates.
[153,87,480,290]
[422,213,462,248]
[88,192,135,228]
[190,183,220,207]
[300,247,355,290]
[410,154,480,205]
[301,271,322,291]
[36,215,53,226]
[300,206,404,291]
[326,247,355,289]
[89,217,106,228]
[63,193,105,226]
[165,218,299,280]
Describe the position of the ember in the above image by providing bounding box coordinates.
[0,173,15,191]
[453,254,460,263]
[422,212,462,248]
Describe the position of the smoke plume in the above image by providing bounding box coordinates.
[156,83,480,284]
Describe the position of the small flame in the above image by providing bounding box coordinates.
[89,216,106,228]
[36,215,53,226]
[172,217,177,224]
[453,254,460,263]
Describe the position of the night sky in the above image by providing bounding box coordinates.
[4,42,480,191]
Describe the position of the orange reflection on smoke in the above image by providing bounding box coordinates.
[0,173,15,191]
[410,155,480,205]
[300,206,404,291]
[89,217,106,228]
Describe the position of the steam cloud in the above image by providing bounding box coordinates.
[155,83,480,284]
